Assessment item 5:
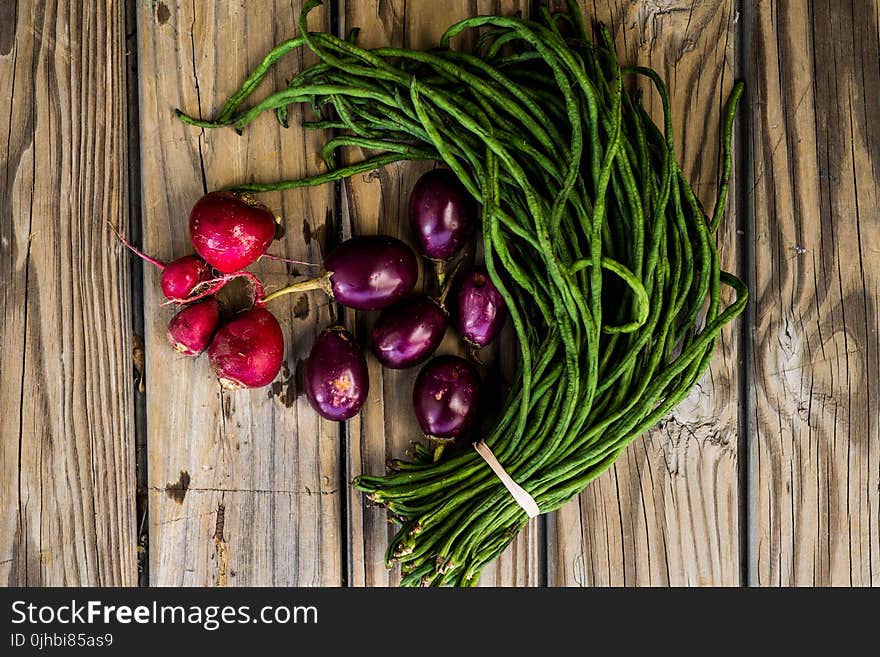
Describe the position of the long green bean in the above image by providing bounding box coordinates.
[176,0,747,587]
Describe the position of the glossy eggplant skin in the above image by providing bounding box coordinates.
[324,236,419,311]
[455,267,508,347]
[408,169,474,261]
[412,355,480,439]
[371,296,448,369]
[305,326,370,421]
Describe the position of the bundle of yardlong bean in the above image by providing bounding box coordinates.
[179,0,746,586]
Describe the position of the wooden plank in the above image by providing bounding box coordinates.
[341,0,542,587]
[138,0,342,586]
[0,0,136,585]
[746,0,880,585]
[548,0,742,586]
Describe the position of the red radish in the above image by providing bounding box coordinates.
[167,298,220,356]
[109,223,214,303]
[262,235,419,311]
[455,266,508,347]
[413,355,480,439]
[161,255,212,302]
[208,307,284,389]
[305,326,369,421]
[189,191,277,273]
[371,295,448,369]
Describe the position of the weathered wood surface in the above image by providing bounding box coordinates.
[341,0,542,588]
[745,0,880,585]
[549,0,743,586]
[0,0,136,585]
[3,0,879,588]
[138,1,342,586]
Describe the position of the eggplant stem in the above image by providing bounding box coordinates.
[431,258,448,291]
[426,435,455,463]
[437,256,465,307]
[262,271,333,303]
[468,344,486,366]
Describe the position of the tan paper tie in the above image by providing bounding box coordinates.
[473,439,540,519]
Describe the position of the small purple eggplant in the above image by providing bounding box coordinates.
[371,295,448,369]
[413,355,480,439]
[409,169,474,261]
[324,236,419,310]
[305,326,369,421]
[455,267,508,347]
[263,235,419,311]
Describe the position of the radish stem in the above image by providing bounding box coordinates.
[108,222,166,270]
[178,271,267,306]
[261,252,322,267]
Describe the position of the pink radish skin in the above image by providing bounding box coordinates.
[189,191,277,274]
[167,298,220,356]
[208,307,284,389]
[161,255,212,302]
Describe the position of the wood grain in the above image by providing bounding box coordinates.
[548,0,743,586]
[4,0,877,590]
[138,0,341,586]
[340,0,542,587]
[0,0,136,585]
[745,0,880,585]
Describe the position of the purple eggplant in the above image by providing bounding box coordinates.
[324,236,418,310]
[263,235,418,311]
[413,355,480,439]
[305,326,369,421]
[455,266,508,347]
[409,169,474,261]
[371,295,448,369]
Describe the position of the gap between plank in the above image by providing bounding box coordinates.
[124,0,148,588]
[735,0,752,589]
[327,0,351,588]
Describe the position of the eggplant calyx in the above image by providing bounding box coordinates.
[262,270,333,303]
